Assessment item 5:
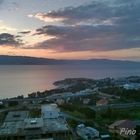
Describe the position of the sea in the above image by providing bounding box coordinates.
[0,65,140,99]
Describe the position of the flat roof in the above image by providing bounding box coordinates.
[24,118,43,129]
[5,111,29,122]
[0,110,69,136]
[77,126,99,137]
[41,104,60,111]
[43,117,69,132]
[0,121,23,136]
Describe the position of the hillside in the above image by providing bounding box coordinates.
[0,55,139,67]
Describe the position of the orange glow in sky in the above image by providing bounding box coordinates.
[0,0,140,61]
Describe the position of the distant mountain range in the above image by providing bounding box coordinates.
[0,55,140,67]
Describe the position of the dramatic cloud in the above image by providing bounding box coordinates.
[31,0,140,52]
[28,13,66,23]
[18,31,31,35]
[0,25,17,32]
[34,25,140,52]
[31,0,140,25]
[0,33,22,46]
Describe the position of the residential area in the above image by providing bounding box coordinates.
[0,76,140,140]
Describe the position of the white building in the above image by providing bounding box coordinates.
[0,101,3,105]
[123,83,140,90]
[56,99,65,105]
[41,104,60,119]
[76,124,99,140]
[0,107,71,139]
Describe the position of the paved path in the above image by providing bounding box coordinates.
[89,102,140,111]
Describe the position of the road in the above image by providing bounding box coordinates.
[89,102,140,111]
[98,91,120,99]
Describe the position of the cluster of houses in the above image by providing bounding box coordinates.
[76,124,100,140]
[0,76,140,140]
[76,119,139,140]
[109,119,139,140]
[0,104,71,140]
[123,83,140,90]
[0,102,139,140]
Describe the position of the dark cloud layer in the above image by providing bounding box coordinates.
[0,0,3,4]
[18,31,31,35]
[34,0,140,25]
[33,0,140,52]
[0,33,22,46]
[0,0,4,6]
[34,25,140,52]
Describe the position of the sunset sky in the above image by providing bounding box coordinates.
[0,0,140,61]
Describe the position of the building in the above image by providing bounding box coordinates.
[43,117,70,139]
[4,111,29,122]
[83,98,90,105]
[0,111,29,140]
[109,120,136,140]
[41,104,60,119]
[76,124,99,140]
[123,83,140,90]
[0,101,3,105]
[96,98,108,106]
[0,104,72,140]
[41,104,71,139]
[56,99,65,105]
[23,118,43,139]
[46,90,95,102]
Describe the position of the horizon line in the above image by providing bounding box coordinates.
[0,55,140,62]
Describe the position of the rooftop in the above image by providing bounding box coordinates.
[41,104,60,112]
[109,120,136,129]
[77,124,99,139]
[5,111,29,122]
[0,104,70,137]
[96,98,108,106]
[24,118,43,129]
[43,117,69,132]
[0,121,23,136]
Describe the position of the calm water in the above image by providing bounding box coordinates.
[0,65,140,98]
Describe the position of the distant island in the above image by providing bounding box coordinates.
[0,55,140,66]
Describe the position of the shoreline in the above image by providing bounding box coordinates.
[1,76,140,101]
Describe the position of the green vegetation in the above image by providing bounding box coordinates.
[0,105,5,109]
[67,118,81,128]
[130,108,140,119]
[60,103,140,124]
[0,112,7,125]
[60,103,96,120]
[136,125,140,139]
[29,109,41,117]
[60,103,97,132]
[101,86,140,101]
[8,101,19,107]
[95,107,140,126]
[60,103,140,136]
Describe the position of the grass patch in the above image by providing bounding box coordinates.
[0,112,7,125]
